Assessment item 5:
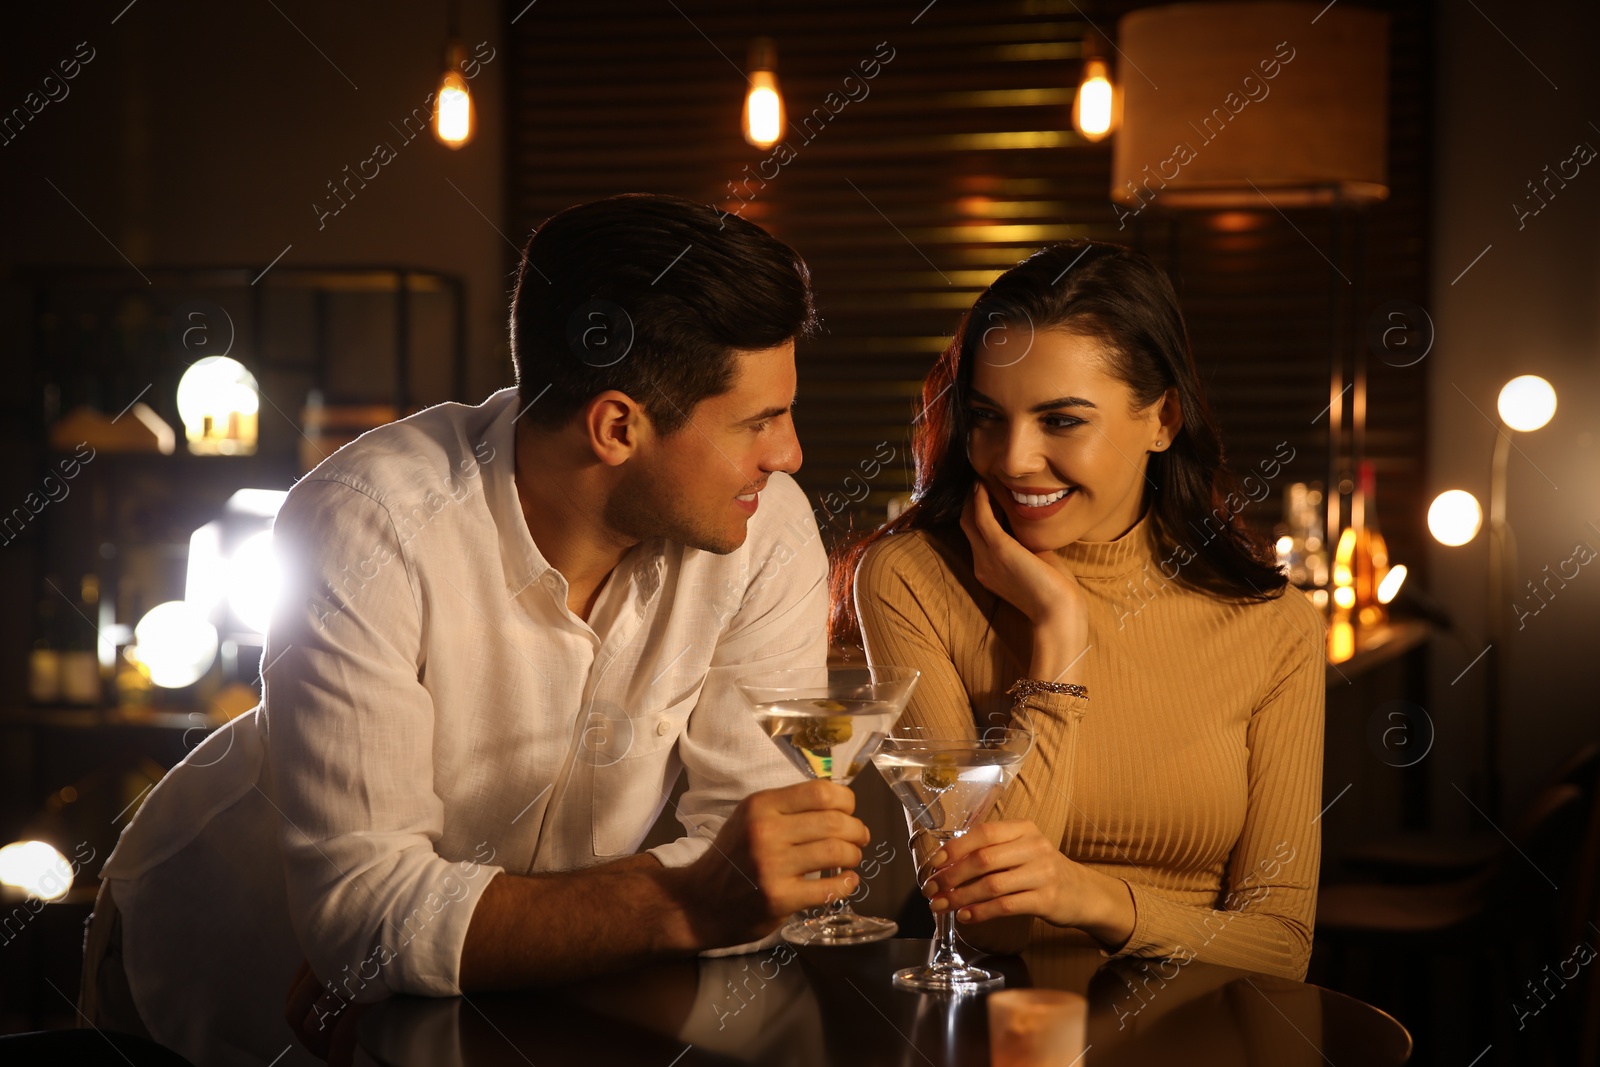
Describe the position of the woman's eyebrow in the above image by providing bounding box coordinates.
[970,389,1097,412]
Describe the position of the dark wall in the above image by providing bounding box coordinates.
[1428,0,1600,823]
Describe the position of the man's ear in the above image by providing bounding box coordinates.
[582,390,650,466]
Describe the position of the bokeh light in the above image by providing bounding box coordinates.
[1377,563,1408,605]
[1428,490,1483,547]
[227,530,281,636]
[1496,375,1557,432]
[0,840,72,901]
[130,601,219,688]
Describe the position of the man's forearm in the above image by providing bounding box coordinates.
[457,853,702,990]
[456,781,869,990]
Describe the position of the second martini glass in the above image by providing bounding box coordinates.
[735,665,920,946]
[872,726,1034,992]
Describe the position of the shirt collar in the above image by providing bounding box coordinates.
[479,388,547,596]
[478,388,669,603]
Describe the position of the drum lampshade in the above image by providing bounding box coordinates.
[1111,2,1389,211]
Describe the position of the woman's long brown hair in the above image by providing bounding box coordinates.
[831,240,1288,644]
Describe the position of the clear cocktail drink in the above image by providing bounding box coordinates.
[736,666,920,946]
[873,727,1033,991]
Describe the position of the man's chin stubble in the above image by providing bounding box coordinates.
[604,492,742,555]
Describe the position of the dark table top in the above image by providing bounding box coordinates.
[359,937,1411,1067]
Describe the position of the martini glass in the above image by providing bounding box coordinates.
[871,726,1034,992]
[735,665,920,946]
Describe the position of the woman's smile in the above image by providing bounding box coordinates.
[993,480,1079,520]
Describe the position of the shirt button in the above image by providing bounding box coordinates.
[542,574,559,588]
[656,719,672,737]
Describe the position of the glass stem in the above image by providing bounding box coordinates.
[927,832,964,971]
[822,868,849,917]
[930,905,965,970]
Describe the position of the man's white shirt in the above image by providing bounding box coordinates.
[100,387,824,1065]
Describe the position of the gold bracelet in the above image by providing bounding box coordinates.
[1006,678,1089,703]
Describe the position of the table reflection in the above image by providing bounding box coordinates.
[360,937,1409,1066]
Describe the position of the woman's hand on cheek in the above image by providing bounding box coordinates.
[959,482,1086,629]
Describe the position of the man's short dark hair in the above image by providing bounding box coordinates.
[509,194,817,433]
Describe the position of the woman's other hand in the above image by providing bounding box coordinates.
[922,819,1135,951]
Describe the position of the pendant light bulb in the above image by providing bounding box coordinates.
[433,41,475,148]
[743,37,785,149]
[1072,34,1119,142]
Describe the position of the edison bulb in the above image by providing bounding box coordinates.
[743,70,784,148]
[1072,58,1116,141]
[433,70,474,147]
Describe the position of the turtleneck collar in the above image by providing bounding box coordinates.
[1052,507,1159,580]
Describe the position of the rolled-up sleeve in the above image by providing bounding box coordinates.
[648,479,827,870]
[263,476,503,1000]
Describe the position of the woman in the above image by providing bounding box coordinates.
[837,240,1324,981]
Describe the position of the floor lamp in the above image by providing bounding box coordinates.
[1428,375,1559,820]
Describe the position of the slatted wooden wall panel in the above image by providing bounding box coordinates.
[507,0,1431,572]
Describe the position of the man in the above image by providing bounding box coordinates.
[79,194,870,1065]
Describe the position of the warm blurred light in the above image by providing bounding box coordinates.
[227,488,289,518]
[187,490,289,635]
[1333,527,1355,586]
[1072,57,1117,141]
[1329,618,1355,662]
[743,37,785,149]
[743,70,784,148]
[0,840,72,901]
[1497,375,1557,432]
[187,520,226,616]
[1429,490,1483,547]
[1333,585,1356,610]
[130,601,218,688]
[1275,535,1293,555]
[433,43,475,148]
[1377,563,1408,605]
[1210,211,1266,232]
[176,357,259,455]
[228,530,281,636]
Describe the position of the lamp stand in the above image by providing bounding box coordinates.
[1484,430,1515,821]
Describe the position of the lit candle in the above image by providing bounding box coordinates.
[988,989,1087,1067]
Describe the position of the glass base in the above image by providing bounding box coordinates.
[891,962,1005,993]
[780,911,899,947]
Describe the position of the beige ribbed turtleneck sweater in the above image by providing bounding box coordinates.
[854,509,1325,982]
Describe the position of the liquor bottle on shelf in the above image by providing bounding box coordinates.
[1332,461,1391,629]
[114,571,153,708]
[59,573,103,706]
[28,585,62,704]
[1275,482,1330,608]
